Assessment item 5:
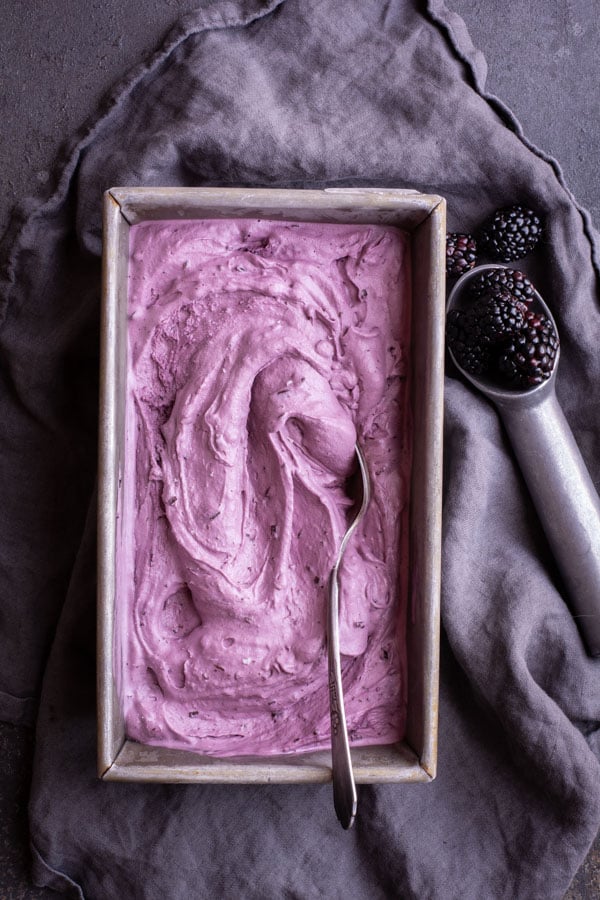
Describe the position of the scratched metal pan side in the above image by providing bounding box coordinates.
[102,739,430,784]
[108,185,443,231]
[98,191,129,776]
[404,198,445,779]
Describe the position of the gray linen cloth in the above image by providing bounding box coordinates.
[1,1,599,897]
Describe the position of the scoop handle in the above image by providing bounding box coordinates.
[496,387,600,656]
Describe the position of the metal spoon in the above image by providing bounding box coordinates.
[447,264,600,657]
[327,442,370,829]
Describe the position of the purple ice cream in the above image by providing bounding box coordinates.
[120,217,412,756]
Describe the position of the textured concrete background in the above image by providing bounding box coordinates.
[0,1,598,897]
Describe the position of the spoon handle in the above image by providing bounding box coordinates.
[327,569,357,829]
[496,388,600,656]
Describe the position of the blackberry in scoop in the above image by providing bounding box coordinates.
[446,232,477,277]
[446,279,559,391]
[475,291,527,344]
[498,308,559,388]
[469,267,536,305]
[446,290,527,379]
[446,307,490,375]
[478,205,543,262]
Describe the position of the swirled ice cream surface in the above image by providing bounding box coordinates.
[120,217,411,757]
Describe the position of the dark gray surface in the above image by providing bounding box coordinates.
[452,0,600,228]
[1,0,599,233]
[0,0,201,237]
[0,1,598,897]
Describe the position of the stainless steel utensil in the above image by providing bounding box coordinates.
[447,264,600,657]
[327,443,371,828]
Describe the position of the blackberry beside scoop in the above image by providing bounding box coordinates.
[446,232,477,277]
[478,205,543,262]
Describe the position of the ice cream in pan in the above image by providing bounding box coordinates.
[120,217,412,756]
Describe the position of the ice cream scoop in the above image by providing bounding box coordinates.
[447,264,600,657]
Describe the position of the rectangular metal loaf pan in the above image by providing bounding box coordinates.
[98,186,445,783]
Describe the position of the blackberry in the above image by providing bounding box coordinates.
[446,232,477,277]
[478,205,543,262]
[446,307,490,375]
[498,309,559,388]
[469,268,535,305]
[475,291,527,343]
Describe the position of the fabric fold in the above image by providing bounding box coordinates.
[0,0,285,723]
